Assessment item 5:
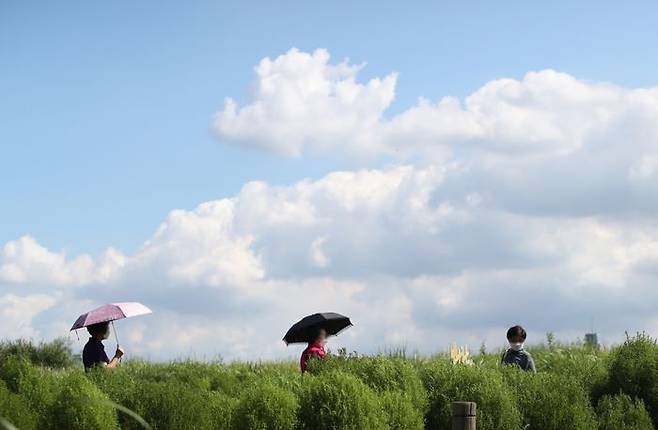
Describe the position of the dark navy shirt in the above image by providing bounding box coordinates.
[83,337,110,371]
[502,348,536,372]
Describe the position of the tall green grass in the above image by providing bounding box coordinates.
[0,334,656,429]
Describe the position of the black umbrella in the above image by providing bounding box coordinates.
[283,312,353,345]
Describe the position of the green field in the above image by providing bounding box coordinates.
[1,334,657,429]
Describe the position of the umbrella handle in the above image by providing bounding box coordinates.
[111,321,122,363]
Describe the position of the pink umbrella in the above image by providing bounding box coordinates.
[70,302,152,346]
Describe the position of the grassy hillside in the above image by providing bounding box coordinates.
[0,334,656,429]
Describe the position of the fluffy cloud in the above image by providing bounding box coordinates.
[213,48,396,157]
[0,236,124,286]
[129,201,264,287]
[0,294,57,338]
[212,49,658,219]
[4,49,658,360]
[213,49,658,163]
[4,164,658,359]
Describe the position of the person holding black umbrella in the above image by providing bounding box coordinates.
[300,328,327,373]
[283,312,352,373]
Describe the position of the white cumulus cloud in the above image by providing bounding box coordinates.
[5,49,658,359]
[213,48,396,157]
[213,49,658,165]
[0,294,57,338]
[4,164,658,359]
[0,236,124,286]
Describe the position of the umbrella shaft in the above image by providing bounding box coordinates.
[111,321,120,345]
[111,321,122,362]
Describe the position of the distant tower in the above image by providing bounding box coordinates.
[585,333,599,349]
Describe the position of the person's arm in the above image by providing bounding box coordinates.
[309,346,326,361]
[526,353,537,373]
[100,346,124,369]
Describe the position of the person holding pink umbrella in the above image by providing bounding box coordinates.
[71,302,152,372]
[83,322,124,371]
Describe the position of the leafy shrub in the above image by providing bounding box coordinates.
[596,394,653,430]
[87,365,137,402]
[421,359,521,430]
[504,367,597,430]
[128,381,218,430]
[529,341,609,399]
[0,355,58,427]
[380,390,424,430]
[608,334,658,425]
[311,355,428,413]
[124,361,215,391]
[0,338,75,368]
[226,362,303,396]
[0,381,38,430]
[0,355,32,392]
[87,366,143,428]
[49,372,119,430]
[2,336,655,429]
[232,382,298,430]
[89,362,246,430]
[298,370,386,430]
[209,392,239,430]
[208,366,244,395]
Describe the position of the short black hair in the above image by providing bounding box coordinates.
[87,322,109,337]
[506,325,527,341]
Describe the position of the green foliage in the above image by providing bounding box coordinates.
[123,361,217,391]
[128,381,221,430]
[527,340,609,403]
[421,359,521,430]
[607,333,658,425]
[298,370,386,430]
[232,381,298,430]
[311,354,428,413]
[0,355,32,392]
[208,392,238,430]
[4,335,658,429]
[0,381,38,430]
[49,373,119,430]
[503,367,597,430]
[0,355,59,428]
[380,390,424,430]
[0,338,75,368]
[226,361,303,396]
[596,394,653,430]
[86,366,143,428]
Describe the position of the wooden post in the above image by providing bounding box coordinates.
[451,401,476,430]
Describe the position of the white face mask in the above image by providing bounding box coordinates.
[509,342,524,351]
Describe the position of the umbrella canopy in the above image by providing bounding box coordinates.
[283,312,352,345]
[70,302,152,331]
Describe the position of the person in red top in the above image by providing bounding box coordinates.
[300,328,327,373]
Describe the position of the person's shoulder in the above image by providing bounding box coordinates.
[84,338,104,351]
[520,350,533,358]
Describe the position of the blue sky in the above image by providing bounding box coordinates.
[3,1,658,359]
[3,1,658,255]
